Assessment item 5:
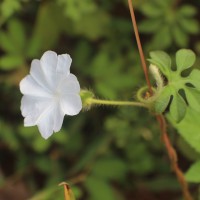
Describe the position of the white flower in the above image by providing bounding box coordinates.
[20,51,82,139]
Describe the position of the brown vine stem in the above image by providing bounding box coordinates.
[157,115,193,200]
[128,0,152,95]
[128,0,193,199]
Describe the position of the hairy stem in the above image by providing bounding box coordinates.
[157,115,193,200]
[128,0,153,94]
[89,98,148,108]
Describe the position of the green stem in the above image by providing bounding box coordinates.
[88,98,148,108]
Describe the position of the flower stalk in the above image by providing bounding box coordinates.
[88,98,148,108]
[80,89,149,109]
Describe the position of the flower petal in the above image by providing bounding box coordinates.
[37,102,65,139]
[37,105,55,139]
[21,95,51,117]
[30,59,51,92]
[24,115,36,126]
[58,74,80,94]
[57,54,72,75]
[22,96,64,138]
[60,94,82,116]
[40,51,58,89]
[53,104,65,132]
[20,75,52,97]
[20,50,82,139]
[21,95,53,126]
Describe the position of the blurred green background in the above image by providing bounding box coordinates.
[0,0,200,199]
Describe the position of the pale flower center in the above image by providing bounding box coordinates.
[53,91,61,101]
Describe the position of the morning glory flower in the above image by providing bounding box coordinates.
[20,51,82,139]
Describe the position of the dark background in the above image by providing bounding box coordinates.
[0,0,200,199]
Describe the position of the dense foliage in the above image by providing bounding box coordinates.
[0,0,200,199]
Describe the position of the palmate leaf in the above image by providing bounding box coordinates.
[0,19,27,70]
[139,0,198,49]
[185,160,200,183]
[172,26,188,47]
[176,49,196,71]
[149,49,200,122]
[0,19,26,54]
[178,5,197,17]
[169,108,200,154]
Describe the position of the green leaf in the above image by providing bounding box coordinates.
[177,136,200,161]
[140,3,163,17]
[184,87,200,112]
[59,0,97,22]
[169,108,200,153]
[154,86,171,113]
[149,51,171,76]
[28,1,65,57]
[151,26,172,49]
[179,18,199,34]
[71,10,110,40]
[0,120,19,150]
[92,157,127,180]
[32,137,51,153]
[172,25,188,47]
[0,19,26,54]
[155,0,171,8]
[0,55,24,70]
[85,177,120,200]
[176,49,196,71]
[88,49,134,99]
[185,160,200,183]
[128,143,155,175]
[0,0,21,19]
[149,49,200,122]
[144,177,180,191]
[28,186,64,200]
[18,126,38,139]
[0,31,15,53]
[34,157,52,173]
[70,135,107,174]
[178,5,197,17]
[8,19,26,51]
[169,92,187,123]
[138,19,162,33]
[189,69,200,90]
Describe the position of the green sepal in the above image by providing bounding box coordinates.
[80,89,95,110]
